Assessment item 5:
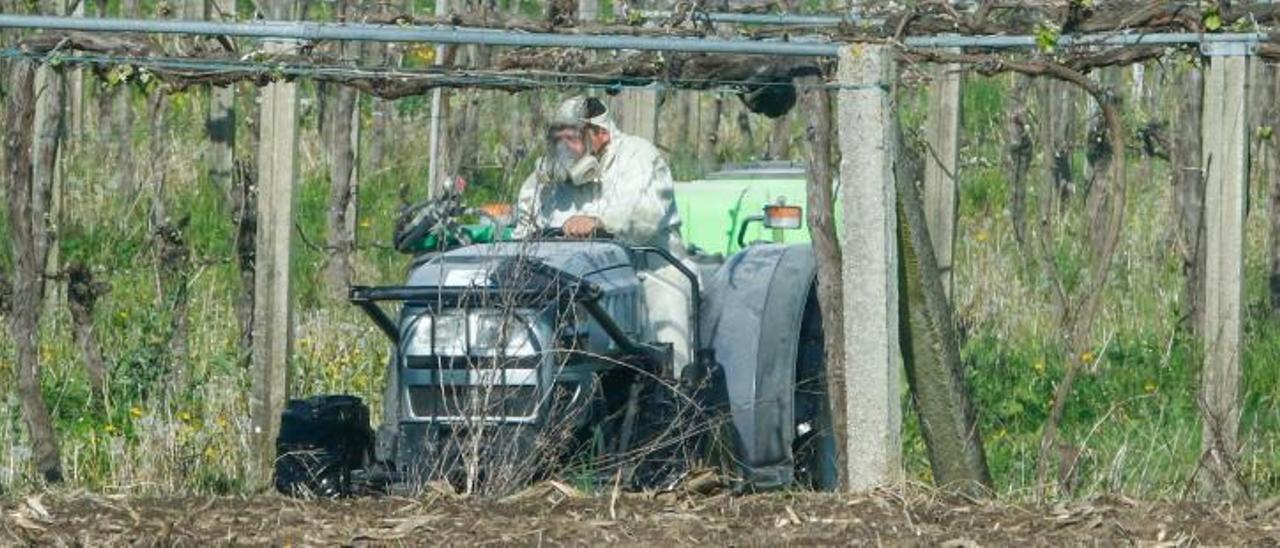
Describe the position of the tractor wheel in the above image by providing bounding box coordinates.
[792,289,839,491]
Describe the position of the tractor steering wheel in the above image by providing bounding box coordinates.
[534,227,566,239]
[533,226,615,240]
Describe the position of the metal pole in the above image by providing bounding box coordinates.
[632,9,864,26]
[0,14,1269,54]
[903,31,1269,49]
[0,14,844,56]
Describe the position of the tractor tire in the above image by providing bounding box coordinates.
[702,243,832,490]
[791,288,839,491]
[275,395,375,498]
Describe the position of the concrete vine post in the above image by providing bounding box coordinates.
[1175,65,1206,335]
[1198,47,1250,500]
[836,44,903,492]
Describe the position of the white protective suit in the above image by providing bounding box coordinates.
[514,109,698,377]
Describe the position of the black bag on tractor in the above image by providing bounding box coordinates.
[275,395,376,497]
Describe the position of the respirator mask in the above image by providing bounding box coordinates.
[566,153,600,186]
[544,133,600,186]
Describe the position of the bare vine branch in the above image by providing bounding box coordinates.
[900,45,1129,500]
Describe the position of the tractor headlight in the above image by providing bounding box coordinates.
[405,315,433,356]
[470,312,536,357]
[404,310,536,358]
[432,312,468,356]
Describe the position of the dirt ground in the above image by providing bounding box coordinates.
[3,483,1279,546]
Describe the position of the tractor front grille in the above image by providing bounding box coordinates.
[406,355,541,370]
[409,385,539,419]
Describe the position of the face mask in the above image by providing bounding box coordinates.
[567,154,600,186]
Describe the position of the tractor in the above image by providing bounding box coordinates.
[274,164,836,496]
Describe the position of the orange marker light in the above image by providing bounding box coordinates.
[478,203,514,225]
[763,204,803,230]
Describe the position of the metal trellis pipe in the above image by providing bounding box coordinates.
[903,32,1269,50]
[0,14,844,57]
[0,15,1269,56]
[631,10,868,26]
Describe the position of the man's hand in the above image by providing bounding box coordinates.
[562,215,603,238]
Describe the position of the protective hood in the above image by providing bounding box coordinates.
[549,95,618,136]
[544,95,615,186]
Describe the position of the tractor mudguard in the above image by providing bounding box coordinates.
[700,243,816,490]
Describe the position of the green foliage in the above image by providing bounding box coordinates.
[1203,6,1223,32]
[960,76,1005,144]
[959,165,1007,215]
[1034,22,1061,54]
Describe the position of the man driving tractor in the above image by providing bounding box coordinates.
[514,96,682,250]
[515,95,698,379]
[373,95,698,464]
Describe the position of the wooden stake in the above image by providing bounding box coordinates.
[923,57,960,298]
[613,85,660,142]
[249,40,300,487]
[206,0,237,199]
[426,0,451,197]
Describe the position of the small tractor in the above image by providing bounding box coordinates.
[275,166,836,496]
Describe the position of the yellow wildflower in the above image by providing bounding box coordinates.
[1144,381,1158,394]
[407,44,437,65]
[130,406,143,419]
[1080,351,1096,364]
[1033,360,1046,375]
[104,423,117,434]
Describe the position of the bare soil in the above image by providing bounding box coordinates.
[3,484,1279,546]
